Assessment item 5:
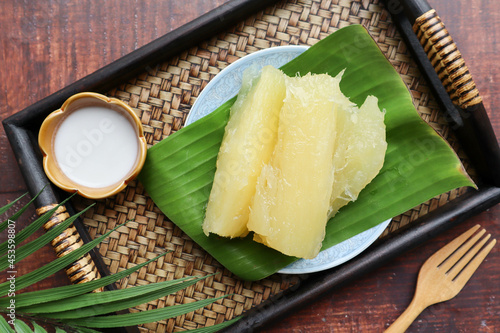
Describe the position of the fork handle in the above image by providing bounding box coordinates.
[385,297,427,333]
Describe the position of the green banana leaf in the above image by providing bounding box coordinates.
[139,24,475,281]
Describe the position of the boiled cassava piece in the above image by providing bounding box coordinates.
[202,65,286,237]
[247,72,386,259]
[247,73,339,259]
[328,94,387,217]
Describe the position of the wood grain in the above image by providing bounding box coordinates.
[0,0,499,332]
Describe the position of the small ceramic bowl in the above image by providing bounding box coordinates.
[39,92,147,199]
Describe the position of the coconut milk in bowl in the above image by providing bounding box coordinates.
[39,92,147,199]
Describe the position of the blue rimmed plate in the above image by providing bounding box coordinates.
[186,45,391,274]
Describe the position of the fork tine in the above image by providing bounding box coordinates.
[453,238,496,288]
[448,233,490,279]
[427,225,480,268]
[439,228,486,273]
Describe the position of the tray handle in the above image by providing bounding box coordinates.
[413,9,481,108]
[36,203,103,291]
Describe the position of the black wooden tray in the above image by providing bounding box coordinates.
[3,0,500,331]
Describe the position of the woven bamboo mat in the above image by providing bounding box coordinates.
[72,0,473,331]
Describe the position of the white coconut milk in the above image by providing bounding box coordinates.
[53,106,139,188]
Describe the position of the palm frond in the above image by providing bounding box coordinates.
[0,315,15,332]
[13,319,35,333]
[54,328,69,333]
[60,295,227,328]
[0,221,126,296]
[1,252,168,309]
[0,205,93,271]
[0,194,76,255]
[69,327,100,333]
[30,322,47,333]
[0,192,235,332]
[21,275,206,316]
[0,192,30,232]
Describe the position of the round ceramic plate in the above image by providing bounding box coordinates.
[186,46,391,274]
[186,45,309,125]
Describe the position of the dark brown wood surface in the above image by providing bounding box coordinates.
[0,0,498,332]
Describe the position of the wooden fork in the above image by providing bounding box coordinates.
[385,224,497,333]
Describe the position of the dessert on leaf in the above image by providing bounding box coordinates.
[202,65,286,238]
[203,65,387,259]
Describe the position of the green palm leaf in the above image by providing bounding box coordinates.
[30,322,47,333]
[54,328,68,333]
[0,194,75,255]
[13,320,33,333]
[61,296,227,328]
[23,275,208,317]
[0,193,26,216]
[0,222,125,296]
[0,192,30,232]
[70,328,100,333]
[138,24,475,280]
[1,195,234,332]
[0,315,14,333]
[0,252,167,309]
[0,205,92,271]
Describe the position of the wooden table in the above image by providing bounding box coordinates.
[1,0,498,332]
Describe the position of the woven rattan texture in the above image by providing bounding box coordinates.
[74,0,472,331]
